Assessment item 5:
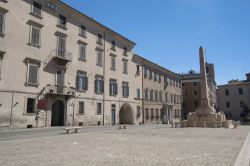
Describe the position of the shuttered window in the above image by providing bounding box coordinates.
[111,56,116,70]
[123,60,128,74]
[122,82,129,98]
[30,26,40,46]
[95,78,104,94]
[77,72,88,91]
[57,37,66,58]
[79,102,84,114]
[28,64,38,85]
[0,12,4,34]
[79,44,86,61]
[109,79,117,96]
[97,103,102,114]
[96,51,103,66]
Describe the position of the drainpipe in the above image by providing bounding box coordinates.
[141,61,145,124]
[9,92,14,130]
[102,30,107,126]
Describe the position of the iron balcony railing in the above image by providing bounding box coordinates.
[45,84,75,96]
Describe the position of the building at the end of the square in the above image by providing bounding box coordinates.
[132,55,182,124]
[217,73,250,121]
[181,49,217,119]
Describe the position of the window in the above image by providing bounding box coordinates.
[27,98,35,113]
[154,73,157,81]
[238,88,243,95]
[240,101,244,108]
[79,25,86,37]
[194,101,198,108]
[123,60,128,74]
[76,71,88,91]
[145,109,149,120]
[145,89,148,100]
[110,55,116,71]
[122,82,129,97]
[97,103,102,114]
[165,92,168,103]
[111,40,116,50]
[226,102,230,108]
[225,89,229,96]
[96,51,103,66]
[95,76,104,94]
[150,109,154,119]
[155,91,158,101]
[32,1,42,17]
[46,2,57,11]
[109,79,117,96]
[58,15,67,28]
[170,94,173,103]
[183,102,186,107]
[149,70,152,80]
[193,90,198,96]
[29,26,41,47]
[136,89,140,99]
[183,90,187,96]
[193,82,197,86]
[79,44,86,61]
[159,74,161,83]
[79,102,84,114]
[159,91,162,102]
[57,36,66,58]
[150,89,153,101]
[0,52,5,80]
[97,33,103,44]
[182,83,185,87]
[169,78,172,86]
[136,106,141,118]
[27,63,39,86]
[123,47,128,55]
[0,11,5,35]
[144,68,148,78]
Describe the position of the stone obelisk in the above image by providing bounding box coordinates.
[195,46,215,115]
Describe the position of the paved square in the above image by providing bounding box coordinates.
[0,125,249,166]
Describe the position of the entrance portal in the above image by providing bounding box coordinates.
[51,99,65,126]
[119,103,134,124]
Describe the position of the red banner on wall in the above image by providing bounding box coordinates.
[37,100,46,110]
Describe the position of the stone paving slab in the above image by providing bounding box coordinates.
[0,125,249,166]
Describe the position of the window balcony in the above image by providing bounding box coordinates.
[49,49,72,66]
[45,84,75,96]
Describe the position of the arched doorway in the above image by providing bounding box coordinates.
[51,99,65,126]
[119,103,134,124]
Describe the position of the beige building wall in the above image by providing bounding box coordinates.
[217,81,250,121]
[132,55,182,124]
[0,0,142,129]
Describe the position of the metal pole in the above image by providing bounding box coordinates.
[102,30,107,126]
[142,62,145,124]
[9,92,14,130]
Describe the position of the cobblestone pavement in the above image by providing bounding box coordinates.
[0,125,249,166]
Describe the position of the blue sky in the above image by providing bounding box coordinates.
[62,0,250,85]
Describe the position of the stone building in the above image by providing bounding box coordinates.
[181,57,217,119]
[132,55,182,124]
[0,0,143,129]
[217,73,250,121]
